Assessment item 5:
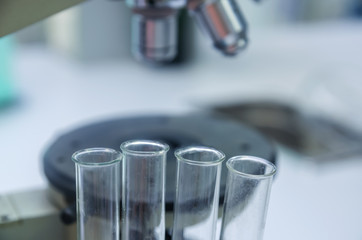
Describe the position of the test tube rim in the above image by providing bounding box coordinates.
[226,155,276,179]
[120,139,170,156]
[72,147,122,166]
[174,145,226,166]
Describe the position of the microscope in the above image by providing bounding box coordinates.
[0,0,250,63]
[0,2,278,240]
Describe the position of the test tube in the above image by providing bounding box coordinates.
[121,140,169,240]
[220,156,276,240]
[72,148,122,240]
[172,146,225,240]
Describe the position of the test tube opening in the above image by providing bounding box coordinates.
[72,148,122,166]
[175,146,225,165]
[121,140,170,155]
[226,156,276,179]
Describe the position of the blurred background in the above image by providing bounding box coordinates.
[1,0,362,239]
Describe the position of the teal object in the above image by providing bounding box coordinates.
[0,36,15,107]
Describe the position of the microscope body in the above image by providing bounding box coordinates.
[0,0,249,64]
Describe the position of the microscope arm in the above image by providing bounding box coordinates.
[0,0,84,38]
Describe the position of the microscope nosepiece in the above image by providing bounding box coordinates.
[128,0,249,63]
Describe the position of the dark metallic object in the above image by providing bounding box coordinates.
[213,101,362,161]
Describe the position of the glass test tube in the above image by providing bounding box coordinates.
[220,156,276,240]
[172,146,225,240]
[72,148,122,240]
[121,140,169,240]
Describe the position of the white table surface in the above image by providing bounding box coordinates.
[1,20,362,240]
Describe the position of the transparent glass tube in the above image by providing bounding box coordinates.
[172,146,225,240]
[220,156,277,240]
[121,140,169,240]
[72,148,122,240]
